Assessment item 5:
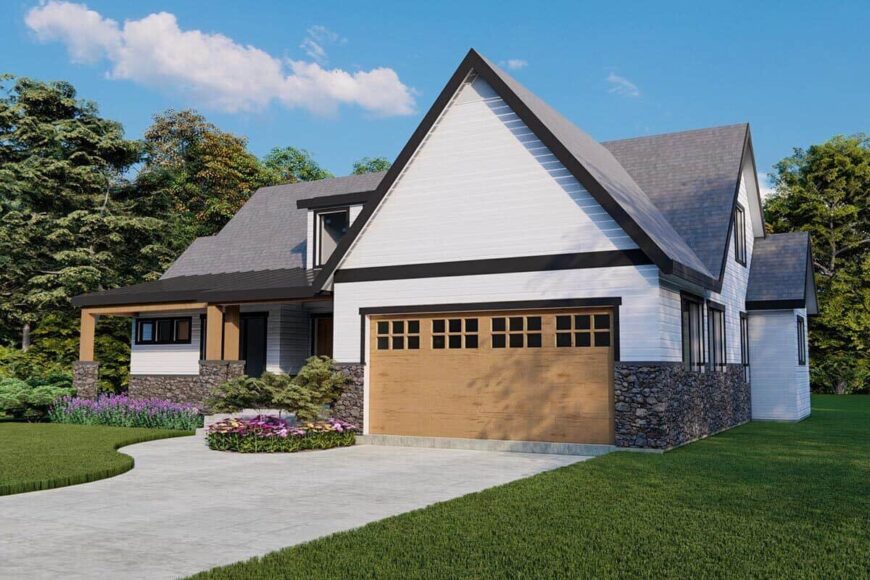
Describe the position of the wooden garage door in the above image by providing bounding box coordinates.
[369,308,614,444]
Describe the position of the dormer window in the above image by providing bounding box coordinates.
[734,204,747,266]
[315,208,350,267]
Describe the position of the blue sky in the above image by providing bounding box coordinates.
[3,1,869,187]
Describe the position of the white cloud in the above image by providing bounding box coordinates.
[25,2,415,116]
[758,172,776,199]
[606,72,640,98]
[300,25,345,64]
[501,59,528,70]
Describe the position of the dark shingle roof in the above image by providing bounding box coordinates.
[746,232,817,313]
[603,124,749,280]
[162,173,384,278]
[72,268,318,308]
[478,53,714,283]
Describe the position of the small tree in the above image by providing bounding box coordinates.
[271,357,347,422]
[206,375,273,412]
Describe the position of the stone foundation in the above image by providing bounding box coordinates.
[614,362,750,449]
[128,360,246,411]
[332,363,364,430]
[72,361,100,398]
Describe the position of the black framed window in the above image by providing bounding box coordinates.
[681,295,705,371]
[555,313,610,348]
[199,314,207,359]
[314,208,350,267]
[734,204,747,266]
[491,316,541,348]
[708,303,726,372]
[432,318,478,349]
[740,312,750,382]
[136,317,193,345]
[797,316,807,366]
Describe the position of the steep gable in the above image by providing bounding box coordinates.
[340,75,638,269]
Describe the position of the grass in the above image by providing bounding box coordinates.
[191,395,870,579]
[0,423,192,496]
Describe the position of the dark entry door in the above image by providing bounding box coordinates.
[313,316,333,358]
[240,313,267,377]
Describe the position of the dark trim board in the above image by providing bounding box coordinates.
[746,299,805,310]
[335,250,652,283]
[358,297,623,363]
[296,191,375,209]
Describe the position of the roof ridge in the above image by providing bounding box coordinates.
[602,123,749,146]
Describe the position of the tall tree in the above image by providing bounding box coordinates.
[351,156,391,175]
[765,134,870,393]
[263,146,333,183]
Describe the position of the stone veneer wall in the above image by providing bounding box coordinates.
[332,363,364,430]
[613,362,750,449]
[72,361,100,398]
[128,360,246,411]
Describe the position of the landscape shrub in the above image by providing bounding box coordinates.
[0,375,75,420]
[206,415,355,453]
[208,356,348,421]
[49,395,202,430]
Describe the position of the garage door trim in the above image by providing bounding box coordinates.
[359,297,621,362]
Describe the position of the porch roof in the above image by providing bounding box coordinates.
[71,268,321,308]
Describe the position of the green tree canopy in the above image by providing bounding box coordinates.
[351,156,391,175]
[263,146,333,183]
[765,134,870,393]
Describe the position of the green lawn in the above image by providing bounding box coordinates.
[0,423,192,496]
[192,395,870,579]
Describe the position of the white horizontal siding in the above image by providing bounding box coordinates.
[341,76,636,270]
[333,264,663,364]
[130,311,203,375]
[748,309,810,420]
[659,286,683,363]
[795,308,811,417]
[278,304,311,373]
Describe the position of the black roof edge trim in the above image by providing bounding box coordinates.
[296,191,377,209]
[805,234,819,315]
[335,249,651,284]
[706,298,727,311]
[745,130,767,240]
[745,299,806,310]
[312,49,714,292]
[712,125,751,287]
[359,297,622,316]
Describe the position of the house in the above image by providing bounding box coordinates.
[71,49,817,451]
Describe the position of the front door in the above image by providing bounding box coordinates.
[240,313,268,377]
[313,316,334,358]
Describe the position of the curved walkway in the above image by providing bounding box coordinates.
[0,433,585,579]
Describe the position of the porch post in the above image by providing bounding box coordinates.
[79,309,97,361]
[205,304,223,360]
[222,305,240,360]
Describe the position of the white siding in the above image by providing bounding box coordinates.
[340,76,637,270]
[333,265,664,363]
[659,286,683,362]
[748,309,810,420]
[278,304,311,373]
[795,308,811,417]
[130,311,203,375]
[706,170,755,363]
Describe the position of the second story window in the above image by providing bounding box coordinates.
[315,208,350,267]
[734,204,747,266]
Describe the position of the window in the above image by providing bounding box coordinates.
[681,295,705,371]
[555,313,610,347]
[376,319,420,350]
[740,312,750,382]
[491,316,542,348]
[708,303,726,371]
[135,317,193,345]
[797,316,807,366]
[734,204,747,266]
[315,208,350,267]
[432,318,478,349]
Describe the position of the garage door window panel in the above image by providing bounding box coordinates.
[556,313,609,348]
[433,318,478,349]
[376,318,420,351]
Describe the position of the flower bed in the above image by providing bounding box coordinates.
[49,395,202,431]
[206,416,356,453]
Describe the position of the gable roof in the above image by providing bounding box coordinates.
[602,124,751,281]
[746,232,818,314]
[315,49,718,291]
[162,172,383,279]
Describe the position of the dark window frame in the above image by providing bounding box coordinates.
[707,301,726,372]
[313,207,351,269]
[740,312,750,382]
[135,316,193,345]
[797,315,807,366]
[681,293,706,372]
[734,203,747,266]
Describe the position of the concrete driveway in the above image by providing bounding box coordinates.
[0,433,586,579]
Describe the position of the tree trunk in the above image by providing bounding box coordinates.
[21,322,31,352]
